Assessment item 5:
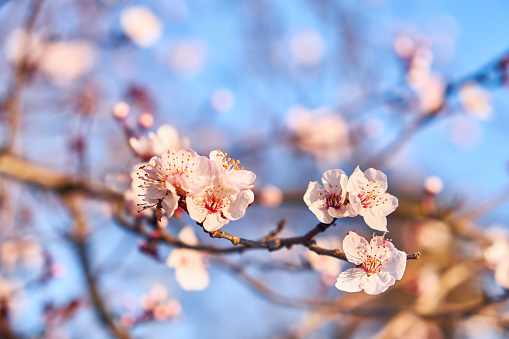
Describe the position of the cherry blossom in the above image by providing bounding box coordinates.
[166,226,209,291]
[129,125,189,160]
[347,166,399,232]
[335,231,407,295]
[303,169,356,224]
[209,150,255,191]
[186,176,254,232]
[136,149,212,217]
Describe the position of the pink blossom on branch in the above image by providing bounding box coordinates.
[136,149,213,217]
[347,166,399,232]
[335,231,406,295]
[303,169,356,224]
[186,177,254,232]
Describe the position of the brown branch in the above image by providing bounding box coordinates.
[0,151,421,263]
[1,0,45,153]
[64,195,131,339]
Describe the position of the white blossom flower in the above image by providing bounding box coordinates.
[303,169,356,224]
[137,149,213,217]
[129,125,189,160]
[186,176,254,232]
[209,150,255,191]
[347,166,399,232]
[335,231,407,295]
[166,226,209,291]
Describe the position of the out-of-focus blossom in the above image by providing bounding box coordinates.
[304,169,355,224]
[211,88,235,113]
[484,239,509,288]
[306,236,343,285]
[136,149,213,217]
[129,124,189,160]
[120,6,162,47]
[169,40,207,76]
[376,311,444,339]
[424,176,443,195]
[138,112,154,129]
[259,185,283,208]
[166,226,209,291]
[347,167,399,232]
[406,46,445,113]
[186,176,253,232]
[410,72,445,113]
[113,101,130,120]
[416,220,452,252]
[335,231,407,295]
[286,106,350,164]
[140,284,182,320]
[5,29,44,65]
[459,82,492,120]
[41,41,96,84]
[0,240,19,267]
[394,35,415,59]
[290,30,325,66]
[0,238,44,269]
[415,265,441,312]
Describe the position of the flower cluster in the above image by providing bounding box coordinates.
[304,167,407,295]
[304,167,399,231]
[135,148,255,232]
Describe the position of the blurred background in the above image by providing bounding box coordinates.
[1,0,509,338]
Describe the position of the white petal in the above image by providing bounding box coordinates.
[161,193,179,217]
[362,271,395,295]
[224,191,251,221]
[346,166,367,193]
[309,200,333,224]
[175,267,210,291]
[364,168,388,190]
[342,231,368,265]
[362,210,388,232]
[303,181,323,207]
[186,195,208,224]
[382,249,407,281]
[202,212,229,232]
[335,267,366,292]
[321,169,347,195]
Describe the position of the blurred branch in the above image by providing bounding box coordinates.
[0,151,421,263]
[64,194,131,339]
[370,47,509,169]
[1,0,45,153]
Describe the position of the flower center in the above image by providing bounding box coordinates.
[202,184,232,214]
[204,194,228,213]
[325,192,342,208]
[216,149,244,172]
[357,243,390,276]
[164,151,196,176]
